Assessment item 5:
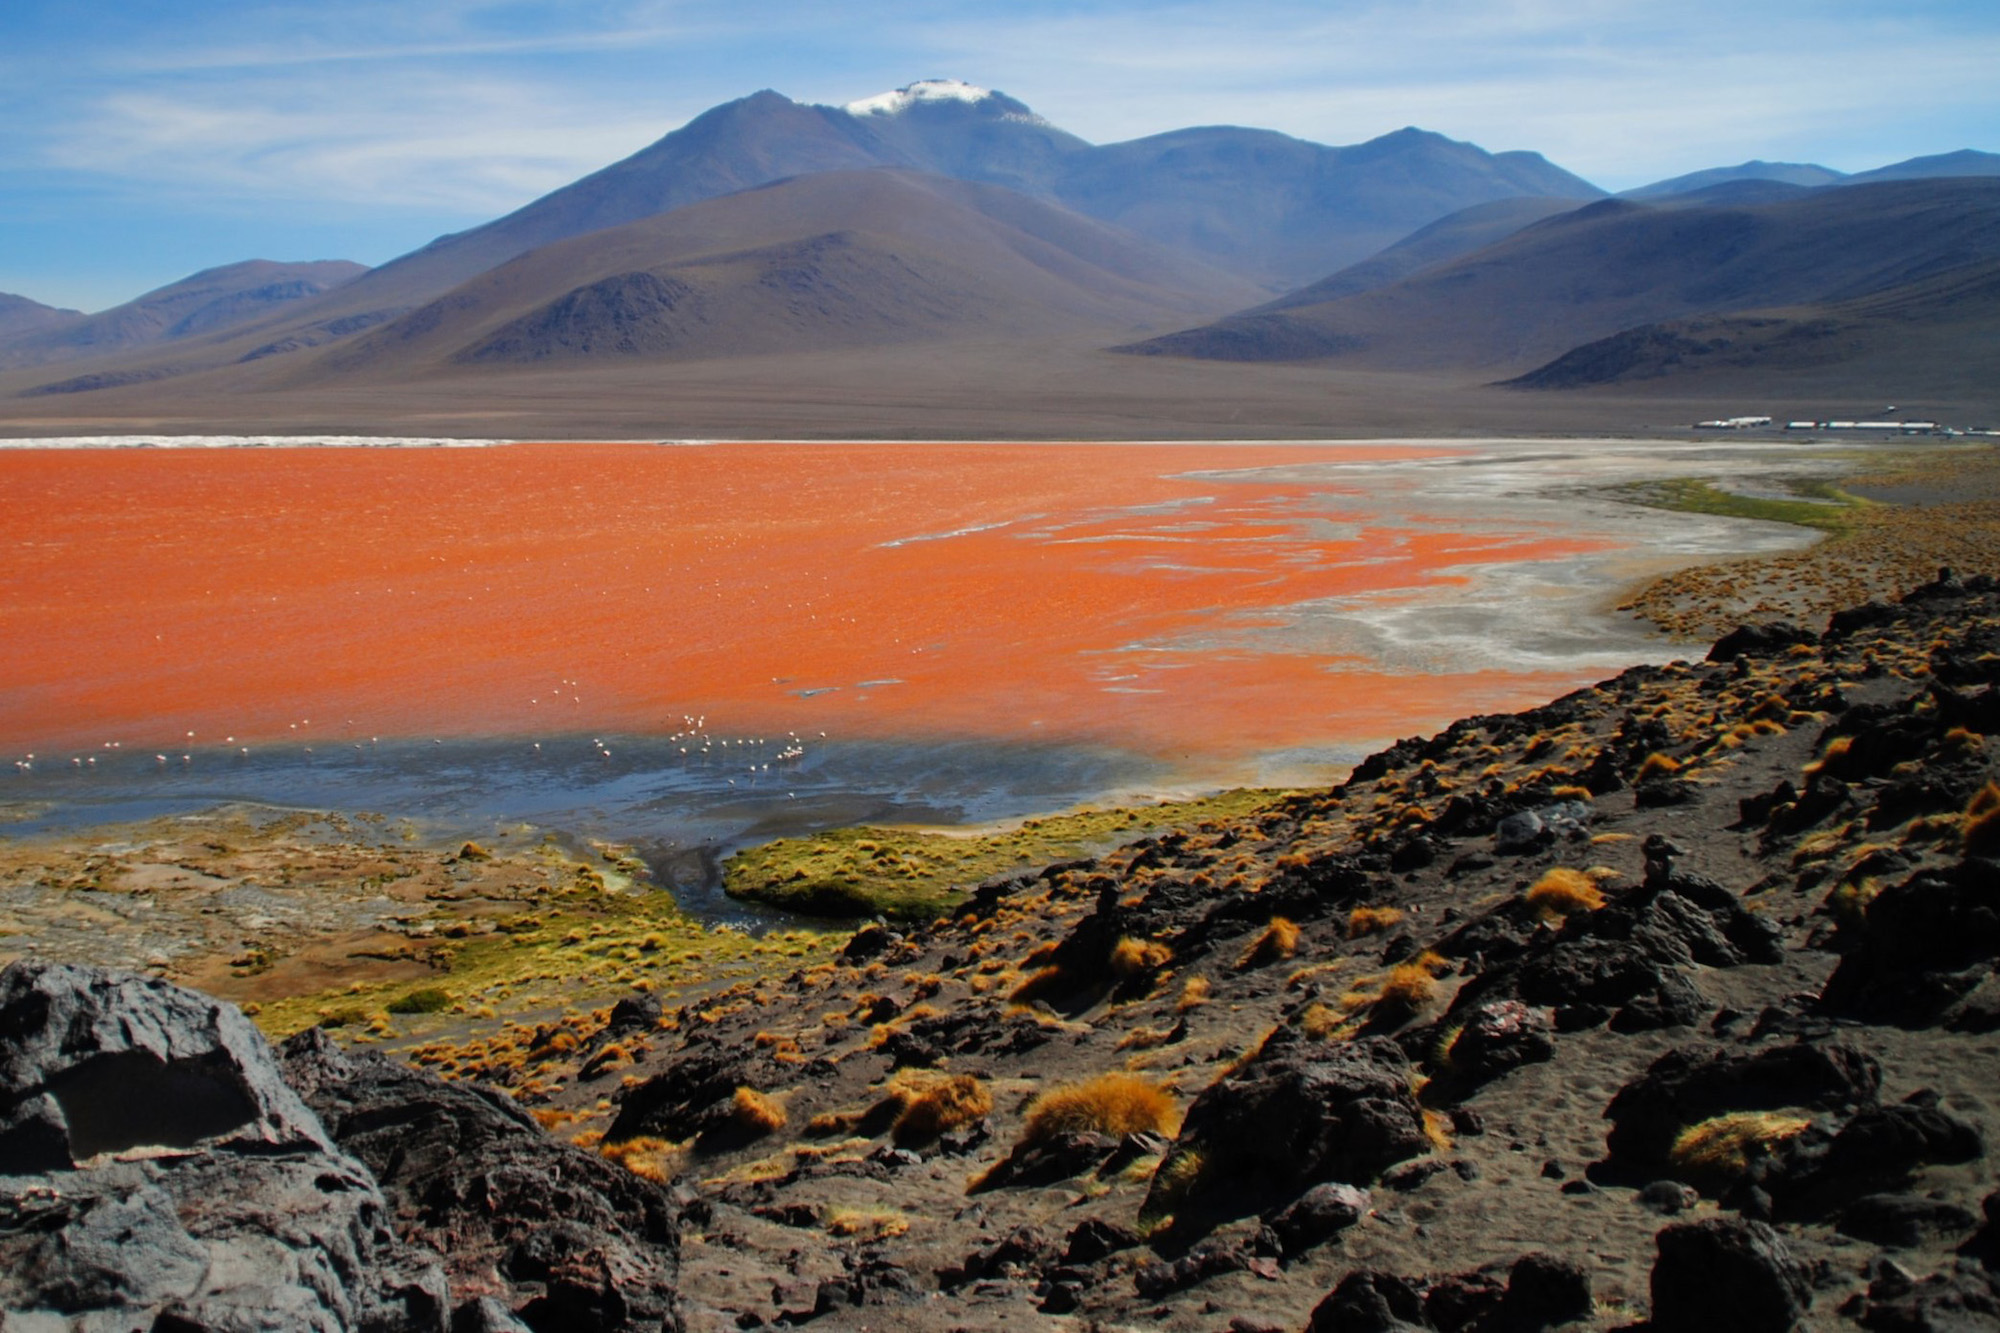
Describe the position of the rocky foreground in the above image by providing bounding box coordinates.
[8,572,2000,1331]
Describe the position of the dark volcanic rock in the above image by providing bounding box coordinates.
[1496,1251,1593,1328]
[1266,1182,1371,1256]
[1707,620,1818,662]
[1306,1269,1427,1332]
[1603,1039,1881,1178]
[1819,858,2000,1027]
[0,961,446,1332]
[1851,1265,2000,1331]
[1838,1194,1981,1248]
[1142,1029,1428,1227]
[1650,1217,1812,1332]
[600,1036,779,1151]
[1439,1000,1554,1092]
[0,959,332,1171]
[280,1028,683,1332]
[972,1129,1120,1191]
[1436,846,1778,1041]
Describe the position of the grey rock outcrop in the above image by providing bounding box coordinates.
[279,1029,683,1332]
[0,961,682,1332]
[0,960,445,1332]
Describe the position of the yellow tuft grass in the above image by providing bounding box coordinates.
[1236,916,1302,969]
[1299,1002,1343,1038]
[1376,962,1437,1012]
[826,1207,909,1240]
[1109,935,1173,978]
[1525,867,1604,920]
[1669,1112,1812,1185]
[1346,905,1404,939]
[1636,752,1682,781]
[600,1135,686,1184]
[730,1086,788,1135]
[889,1072,993,1146]
[1020,1072,1178,1148]
[1967,783,2000,859]
[1803,735,1852,778]
[1175,976,1211,1012]
[1008,964,1066,1004]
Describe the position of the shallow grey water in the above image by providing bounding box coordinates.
[0,732,1176,922]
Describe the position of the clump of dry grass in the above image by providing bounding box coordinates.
[1117,1025,1179,1051]
[1008,964,1066,1004]
[1109,935,1173,978]
[826,1207,909,1240]
[1376,962,1438,1013]
[1803,735,1853,779]
[1298,1002,1343,1038]
[1965,782,2000,859]
[1140,1147,1206,1231]
[1175,976,1211,1012]
[1525,867,1604,920]
[1236,916,1302,969]
[730,1087,788,1135]
[889,1072,992,1146]
[1346,905,1404,939]
[600,1135,685,1184]
[1669,1111,1812,1187]
[1020,1072,1178,1148]
[1635,752,1683,781]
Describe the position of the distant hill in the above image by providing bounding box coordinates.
[302,169,1265,377]
[0,260,365,370]
[1502,256,2000,395]
[1624,160,1846,199]
[1048,125,1600,289]
[1116,178,2000,381]
[1256,196,1590,308]
[1622,150,2000,201]
[0,293,82,340]
[1849,149,2000,184]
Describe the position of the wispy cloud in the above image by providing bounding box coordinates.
[46,79,672,214]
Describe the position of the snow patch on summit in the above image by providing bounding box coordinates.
[845,79,990,115]
[844,79,1046,125]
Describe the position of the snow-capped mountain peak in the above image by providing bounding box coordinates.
[845,79,1015,118]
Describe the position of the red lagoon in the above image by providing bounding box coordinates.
[0,442,1619,773]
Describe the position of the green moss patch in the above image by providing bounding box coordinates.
[1617,475,1870,532]
[723,788,1286,921]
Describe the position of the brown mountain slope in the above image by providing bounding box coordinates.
[1256,195,1590,309]
[0,260,366,371]
[0,293,82,340]
[1504,257,2000,394]
[5,87,1605,393]
[1118,178,2000,378]
[293,169,1266,378]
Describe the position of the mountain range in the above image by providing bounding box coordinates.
[1121,178,2000,382]
[1,79,1995,432]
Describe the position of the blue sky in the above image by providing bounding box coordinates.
[5,0,1997,312]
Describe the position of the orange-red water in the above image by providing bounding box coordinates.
[0,443,1618,772]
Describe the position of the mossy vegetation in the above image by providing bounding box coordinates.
[722,788,1284,920]
[1617,475,1869,533]
[251,863,839,1042]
